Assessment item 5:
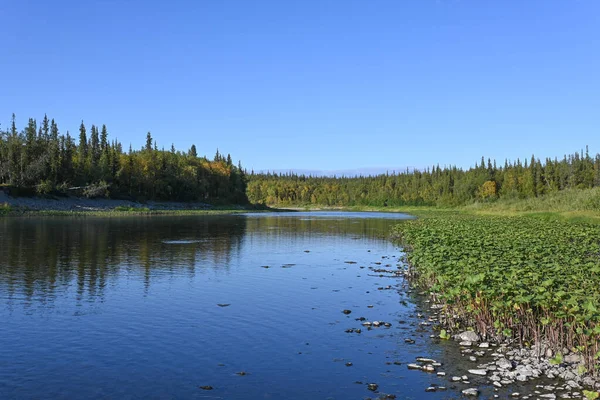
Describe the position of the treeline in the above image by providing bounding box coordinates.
[0,114,248,203]
[248,148,600,207]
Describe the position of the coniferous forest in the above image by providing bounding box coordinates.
[247,149,600,207]
[0,114,248,203]
[3,114,600,209]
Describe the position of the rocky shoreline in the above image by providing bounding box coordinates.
[0,190,216,212]
[405,284,600,399]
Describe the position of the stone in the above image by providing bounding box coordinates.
[407,364,422,370]
[468,369,487,376]
[457,331,480,342]
[564,354,582,364]
[416,357,437,363]
[566,380,580,389]
[479,342,490,348]
[342,309,352,314]
[423,364,435,372]
[496,358,513,370]
[461,388,479,396]
[367,383,378,391]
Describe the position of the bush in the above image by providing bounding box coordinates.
[36,180,54,196]
[83,181,110,199]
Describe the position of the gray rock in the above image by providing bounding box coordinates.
[423,364,435,372]
[583,376,595,387]
[461,388,479,396]
[468,369,487,376]
[566,380,580,389]
[564,354,582,364]
[496,358,513,370]
[457,331,480,342]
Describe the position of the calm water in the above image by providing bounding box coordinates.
[0,212,470,399]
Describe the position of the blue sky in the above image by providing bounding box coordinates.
[1,1,599,173]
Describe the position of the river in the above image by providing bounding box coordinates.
[0,211,490,399]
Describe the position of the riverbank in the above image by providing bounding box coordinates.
[0,191,269,216]
[390,212,600,396]
[259,186,600,223]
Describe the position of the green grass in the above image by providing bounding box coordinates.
[392,213,600,371]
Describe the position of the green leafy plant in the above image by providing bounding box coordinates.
[439,329,450,340]
[392,213,600,372]
[583,390,599,400]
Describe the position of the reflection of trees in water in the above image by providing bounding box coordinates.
[243,215,398,242]
[0,214,399,304]
[0,216,246,303]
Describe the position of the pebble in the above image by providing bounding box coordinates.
[468,369,487,376]
[367,383,378,391]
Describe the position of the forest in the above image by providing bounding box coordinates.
[247,149,600,207]
[0,114,248,203]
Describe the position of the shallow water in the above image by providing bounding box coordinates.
[0,212,478,399]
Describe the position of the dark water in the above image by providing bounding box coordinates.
[0,212,468,399]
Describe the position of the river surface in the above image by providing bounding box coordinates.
[0,212,481,399]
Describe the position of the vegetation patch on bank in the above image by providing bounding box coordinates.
[392,213,600,372]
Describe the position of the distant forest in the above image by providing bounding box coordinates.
[0,114,247,203]
[248,148,600,207]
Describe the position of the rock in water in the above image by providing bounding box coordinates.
[457,331,480,342]
[462,388,479,396]
[468,369,487,376]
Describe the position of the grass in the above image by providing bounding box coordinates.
[0,204,274,217]
[281,188,600,224]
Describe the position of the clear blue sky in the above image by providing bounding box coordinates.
[1,1,599,173]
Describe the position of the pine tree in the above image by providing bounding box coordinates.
[90,124,100,171]
[145,132,153,152]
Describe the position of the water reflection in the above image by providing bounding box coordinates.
[0,213,408,306]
